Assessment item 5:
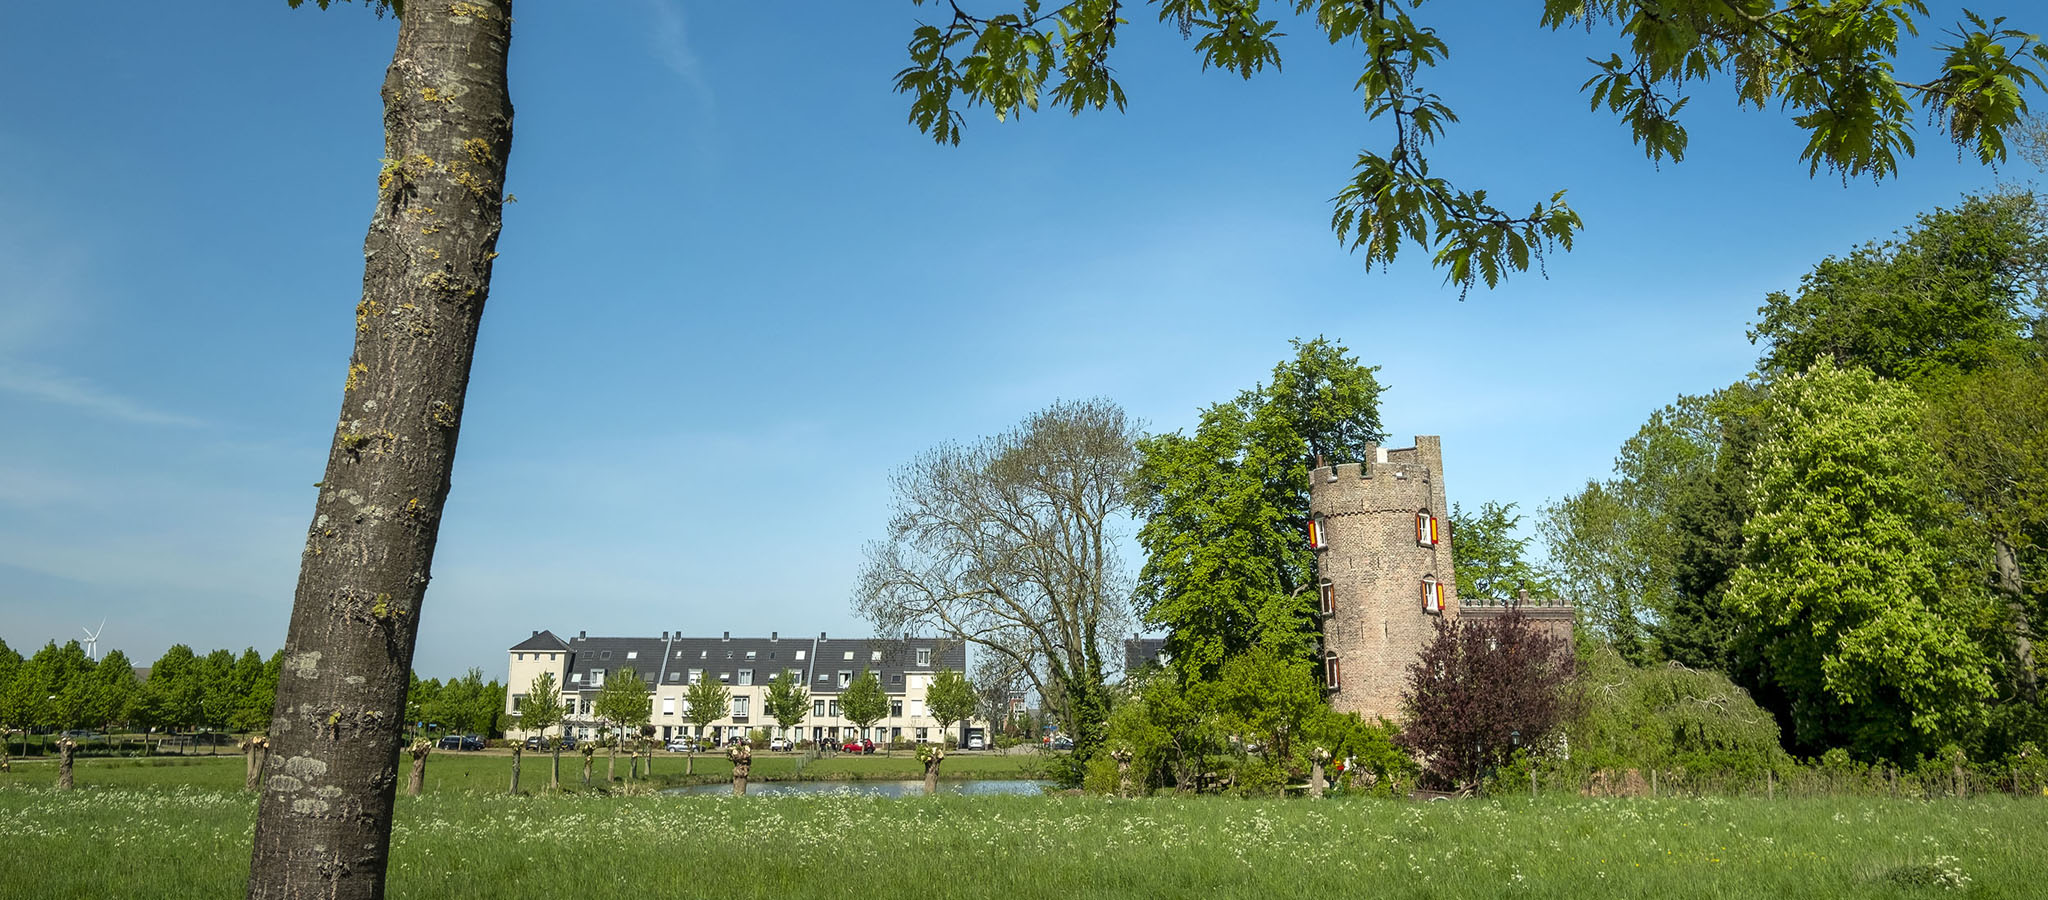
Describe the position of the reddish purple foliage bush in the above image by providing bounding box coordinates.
[1399,609,1574,789]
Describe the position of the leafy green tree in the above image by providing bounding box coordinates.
[1926,356,2048,705]
[1751,190,2048,386]
[1565,644,1788,778]
[38,641,96,732]
[763,670,809,744]
[517,671,565,790]
[197,649,237,736]
[0,639,21,755]
[85,650,138,734]
[681,674,730,775]
[901,2,2047,291]
[1133,338,1382,683]
[591,667,650,780]
[1448,501,1551,604]
[229,649,275,734]
[1541,482,1655,662]
[139,645,201,734]
[1726,359,1998,760]
[840,670,890,744]
[1209,644,1324,766]
[924,668,978,746]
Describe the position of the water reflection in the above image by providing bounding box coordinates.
[665,779,1048,798]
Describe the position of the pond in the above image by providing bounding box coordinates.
[665,779,1049,798]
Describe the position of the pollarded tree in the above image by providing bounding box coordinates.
[924,668,978,748]
[763,670,809,745]
[518,671,565,791]
[856,398,1141,761]
[1133,338,1383,683]
[901,2,2048,292]
[1399,609,1574,790]
[591,668,651,781]
[1726,359,1998,761]
[681,674,730,775]
[840,670,890,746]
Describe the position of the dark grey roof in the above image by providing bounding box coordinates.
[510,630,570,652]
[1124,637,1167,674]
[552,632,966,696]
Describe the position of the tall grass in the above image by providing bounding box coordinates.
[2,777,2040,899]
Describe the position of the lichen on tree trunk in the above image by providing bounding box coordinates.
[728,744,751,796]
[246,3,513,899]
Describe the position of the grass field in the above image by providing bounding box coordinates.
[2,757,2041,899]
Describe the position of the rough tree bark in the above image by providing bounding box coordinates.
[57,738,76,791]
[1996,539,2037,700]
[405,740,431,797]
[508,743,521,795]
[549,740,561,792]
[247,4,512,900]
[243,736,271,792]
[580,744,594,787]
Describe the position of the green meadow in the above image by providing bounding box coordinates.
[4,755,2044,899]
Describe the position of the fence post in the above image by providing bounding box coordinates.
[1767,768,1775,801]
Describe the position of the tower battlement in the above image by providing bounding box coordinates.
[1309,435,1457,724]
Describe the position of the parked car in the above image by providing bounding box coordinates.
[436,734,484,751]
[1049,736,1074,751]
[840,738,876,754]
[523,736,544,751]
[769,738,791,752]
[666,738,696,753]
[558,735,578,751]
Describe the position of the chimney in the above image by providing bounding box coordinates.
[531,630,539,637]
[722,631,730,641]
[577,630,586,640]
[662,631,669,640]
[771,631,778,641]
[820,631,828,641]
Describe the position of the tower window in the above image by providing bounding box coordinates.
[1417,509,1439,547]
[1318,580,1336,618]
[1324,653,1342,691]
[1421,576,1444,614]
[1308,518,1329,549]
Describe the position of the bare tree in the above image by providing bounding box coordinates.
[855,399,1138,759]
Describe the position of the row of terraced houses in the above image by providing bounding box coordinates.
[504,630,983,745]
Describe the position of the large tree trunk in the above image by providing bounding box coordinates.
[57,739,76,790]
[1997,538,2037,700]
[247,4,512,900]
[728,744,751,797]
[581,746,594,787]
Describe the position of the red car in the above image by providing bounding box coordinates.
[839,738,876,754]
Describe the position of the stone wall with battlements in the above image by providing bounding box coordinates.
[1309,436,1459,723]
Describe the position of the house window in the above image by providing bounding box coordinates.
[837,671,852,688]
[843,651,854,661]
[661,697,676,716]
[1308,517,1329,549]
[1319,580,1336,617]
[795,650,806,661]
[600,650,612,660]
[746,650,757,660]
[891,674,903,684]
[732,697,749,718]
[666,672,681,683]
[1324,653,1342,691]
[687,668,702,684]
[1421,576,1444,614]
[626,651,637,659]
[590,668,606,687]
[871,651,882,662]
[916,647,932,667]
[891,700,903,717]
[700,650,708,659]
[916,727,928,741]
[1417,509,1439,547]
[738,669,754,686]
[816,672,829,682]
[827,699,841,717]
[569,673,582,684]
[719,671,731,682]
[814,699,827,717]
[511,694,526,711]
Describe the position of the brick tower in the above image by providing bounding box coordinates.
[1309,435,1457,723]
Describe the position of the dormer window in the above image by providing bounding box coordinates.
[1308,517,1329,549]
[1417,509,1439,547]
[1421,576,1444,614]
[1318,580,1336,618]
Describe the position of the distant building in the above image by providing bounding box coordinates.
[504,630,980,745]
[1123,636,1167,675]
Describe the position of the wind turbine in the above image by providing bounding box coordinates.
[81,619,105,662]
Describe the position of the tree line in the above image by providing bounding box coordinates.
[0,636,505,751]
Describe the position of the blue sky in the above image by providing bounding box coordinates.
[1,1,2039,678]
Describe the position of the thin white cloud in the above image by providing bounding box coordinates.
[0,361,200,427]
[644,0,714,108]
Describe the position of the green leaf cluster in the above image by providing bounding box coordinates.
[903,2,2045,291]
